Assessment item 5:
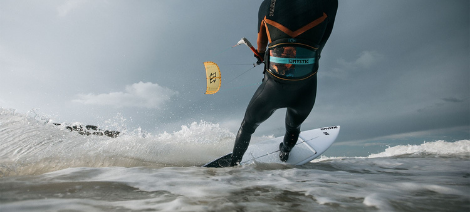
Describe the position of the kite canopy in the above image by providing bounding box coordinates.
[204,61,221,94]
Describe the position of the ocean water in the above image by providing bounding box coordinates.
[1,108,469,212]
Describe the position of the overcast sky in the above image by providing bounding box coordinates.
[1,0,469,147]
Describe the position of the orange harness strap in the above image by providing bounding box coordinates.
[263,12,328,42]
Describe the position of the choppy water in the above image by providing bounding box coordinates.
[1,109,469,212]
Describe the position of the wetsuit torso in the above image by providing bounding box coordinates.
[230,0,338,166]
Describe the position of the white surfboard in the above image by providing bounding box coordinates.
[203,126,340,167]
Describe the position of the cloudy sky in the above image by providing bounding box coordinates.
[1,0,468,150]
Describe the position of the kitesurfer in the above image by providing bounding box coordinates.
[224,0,338,167]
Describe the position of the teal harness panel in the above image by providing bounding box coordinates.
[268,45,318,79]
[270,56,315,65]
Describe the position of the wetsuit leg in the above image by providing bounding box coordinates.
[283,75,317,150]
[283,119,301,152]
[231,75,281,165]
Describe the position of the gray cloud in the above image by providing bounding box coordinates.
[442,97,466,103]
[57,0,87,17]
[73,82,178,109]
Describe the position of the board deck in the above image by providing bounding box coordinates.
[203,126,340,167]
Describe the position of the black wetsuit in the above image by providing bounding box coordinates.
[230,0,338,166]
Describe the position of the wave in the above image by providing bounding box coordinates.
[368,140,470,158]
[313,140,470,163]
[0,108,236,176]
[1,108,469,177]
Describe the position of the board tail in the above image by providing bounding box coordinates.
[202,153,232,168]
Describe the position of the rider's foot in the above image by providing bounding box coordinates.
[279,143,290,162]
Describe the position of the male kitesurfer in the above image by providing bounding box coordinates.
[223,0,338,167]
